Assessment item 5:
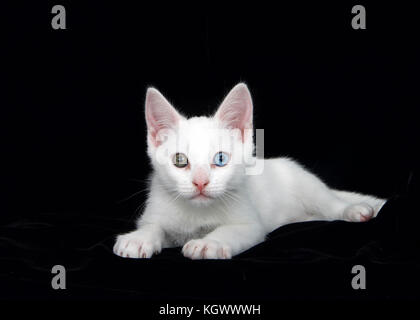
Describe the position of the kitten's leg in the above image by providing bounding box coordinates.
[342,202,377,222]
[182,223,265,260]
[333,190,386,217]
[306,187,379,223]
[286,163,385,223]
[113,223,165,258]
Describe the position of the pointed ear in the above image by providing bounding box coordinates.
[145,88,182,147]
[215,83,253,139]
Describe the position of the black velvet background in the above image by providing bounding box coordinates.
[1,1,420,304]
[2,187,420,302]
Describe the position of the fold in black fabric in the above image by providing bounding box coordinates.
[1,175,419,301]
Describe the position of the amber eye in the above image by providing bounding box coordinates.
[172,153,188,168]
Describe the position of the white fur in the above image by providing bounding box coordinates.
[114,83,386,260]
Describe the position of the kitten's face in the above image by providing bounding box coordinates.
[145,83,253,206]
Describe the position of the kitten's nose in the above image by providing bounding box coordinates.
[192,166,210,192]
[192,179,209,192]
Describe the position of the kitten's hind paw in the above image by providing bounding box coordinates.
[113,231,161,259]
[182,239,232,260]
[344,203,375,222]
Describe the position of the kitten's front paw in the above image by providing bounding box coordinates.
[344,203,375,222]
[182,239,232,260]
[113,231,161,259]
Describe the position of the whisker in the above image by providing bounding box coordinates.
[223,190,241,204]
[117,188,150,204]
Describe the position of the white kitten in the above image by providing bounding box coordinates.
[113,83,386,260]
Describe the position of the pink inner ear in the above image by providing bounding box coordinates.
[145,88,181,147]
[215,83,253,141]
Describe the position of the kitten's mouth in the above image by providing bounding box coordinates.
[191,193,212,200]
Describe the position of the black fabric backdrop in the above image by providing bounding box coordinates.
[2,180,420,302]
[1,1,420,304]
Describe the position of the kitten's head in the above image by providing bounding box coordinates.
[145,83,254,206]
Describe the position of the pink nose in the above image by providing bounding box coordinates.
[192,179,209,192]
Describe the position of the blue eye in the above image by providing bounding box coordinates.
[213,152,230,167]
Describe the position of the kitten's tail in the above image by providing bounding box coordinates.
[333,190,387,217]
